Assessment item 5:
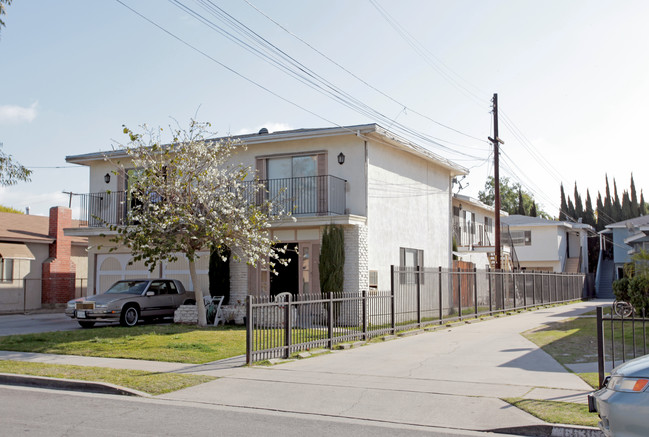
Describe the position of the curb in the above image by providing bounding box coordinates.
[491,424,603,437]
[0,373,149,397]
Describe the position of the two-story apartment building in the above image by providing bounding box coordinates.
[500,215,592,273]
[64,124,467,314]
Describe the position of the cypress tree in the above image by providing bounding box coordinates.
[585,190,596,227]
[630,173,639,217]
[574,182,584,221]
[622,190,632,221]
[517,189,526,215]
[567,197,576,221]
[596,191,605,231]
[530,202,538,217]
[319,225,345,294]
[613,179,622,221]
[559,183,568,221]
[604,175,613,223]
[641,190,647,215]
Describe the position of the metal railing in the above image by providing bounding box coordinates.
[246,266,586,363]
[595,306,649,387]
[0,278,88,314]
[452,218,493,247]
[73,175,347,227]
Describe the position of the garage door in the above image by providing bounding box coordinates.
[96,252,209,295]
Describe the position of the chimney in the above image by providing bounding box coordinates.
[25,206,30,215]
[42,206,76,306]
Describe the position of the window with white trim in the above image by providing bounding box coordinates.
[1,258,13,282]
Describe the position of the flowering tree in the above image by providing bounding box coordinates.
[106,120,286,326]
[0,144,31,186]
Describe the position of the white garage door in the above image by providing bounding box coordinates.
[95,252,209,295]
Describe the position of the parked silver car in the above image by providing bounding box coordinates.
[65,279,195,328]
[589,354,649,436]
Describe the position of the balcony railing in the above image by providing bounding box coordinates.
[74,175,347,227]
[453,217,493,248]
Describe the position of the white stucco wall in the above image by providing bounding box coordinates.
[366,140,452,289]
[509,226,564,263]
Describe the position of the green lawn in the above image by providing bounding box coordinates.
[523,316,648,365]
[0,360,215,395]
[0,324,246,364]
[503,398,599,427]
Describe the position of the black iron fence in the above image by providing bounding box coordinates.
[595,306,649,387]
[246,266,585,364]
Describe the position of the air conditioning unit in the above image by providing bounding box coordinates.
[369,270,378,288]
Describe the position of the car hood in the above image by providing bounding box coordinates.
[74,294,139,305]
[611,354,649,378]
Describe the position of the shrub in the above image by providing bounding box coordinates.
[628,275,649,316]
[613,277,631,302]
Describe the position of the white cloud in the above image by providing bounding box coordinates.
[0,101,38,124]
[0,188,68,216]
[234,122,293,136]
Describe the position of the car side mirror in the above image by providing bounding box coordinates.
[146,291,155,297]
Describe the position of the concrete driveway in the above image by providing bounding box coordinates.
[162,300,604,432]
[0,312,80,336]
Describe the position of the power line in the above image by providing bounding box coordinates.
[241,0,490,145]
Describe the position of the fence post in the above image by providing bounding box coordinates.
[522,271,527,308]
[473,267,478,317]
[362,289,368,340]
[532,271,536,306]
[597,306,606,388]
[457,269,462,321]
[328,292,334,350]
[512,270,517,309]
[284,294,292,359]
[488,268,493,314]
[390,265,396,335]
[246,296,253,365]
[501,270,505,311]
[416,265,421,327]
[23,279,27,314]
[438,266,443,323]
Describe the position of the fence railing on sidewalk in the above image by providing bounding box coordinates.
[595,306,649,388]
[246,266,585,364]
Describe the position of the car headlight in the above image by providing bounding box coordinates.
[95,304,108,309]
[67,302,76,309]
[608,376,649,392]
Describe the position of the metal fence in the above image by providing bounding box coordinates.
[0,278,88,313]
[246,266,585,363]
[595,306,649,387]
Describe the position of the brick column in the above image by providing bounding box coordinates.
[42,207,77,305]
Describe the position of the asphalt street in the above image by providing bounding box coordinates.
[0,385,510,437]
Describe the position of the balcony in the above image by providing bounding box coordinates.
[453,217,493,248]
[73,175,347,227]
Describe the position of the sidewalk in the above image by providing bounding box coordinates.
[0,301,606,435]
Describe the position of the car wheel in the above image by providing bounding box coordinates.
[120,305,140,327]
[78,321,95,329]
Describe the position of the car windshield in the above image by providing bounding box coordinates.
[104,281,149,295]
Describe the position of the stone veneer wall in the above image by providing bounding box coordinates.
[341,223,369,294]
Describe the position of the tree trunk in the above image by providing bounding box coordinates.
[188,257,208,327]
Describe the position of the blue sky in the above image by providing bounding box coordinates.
[1,0,648,220]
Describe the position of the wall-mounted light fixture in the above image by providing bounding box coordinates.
[337,152,345,165]
[104,173,111,184]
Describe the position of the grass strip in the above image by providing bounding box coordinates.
[0,324,245,364]
[0,360,215,395]
[503,397,599,427]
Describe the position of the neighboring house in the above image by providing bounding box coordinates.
[64,123,467,320]
[0,207,88,313]
[451,194,507,269]
[600,215,649,280]
[500,215,592,273]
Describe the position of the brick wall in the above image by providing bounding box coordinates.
[42,207,77,305]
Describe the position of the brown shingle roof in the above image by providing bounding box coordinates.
[0,212,87,245]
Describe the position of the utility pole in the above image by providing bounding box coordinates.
[489,93,504,270]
